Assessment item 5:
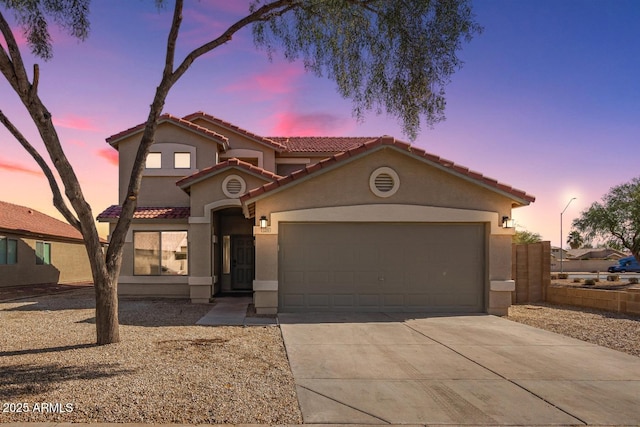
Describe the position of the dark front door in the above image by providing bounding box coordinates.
[231,235,254,290]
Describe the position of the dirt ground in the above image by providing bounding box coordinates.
[0,282,93,302]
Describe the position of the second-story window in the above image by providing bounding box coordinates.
[146,152,162,169]
[174,152,191,169]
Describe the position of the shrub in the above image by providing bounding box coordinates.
[573,278,582,283]
[584,279,596,286]
[629,277,639,285]
[607,275,620,282]
[558,273,569,279]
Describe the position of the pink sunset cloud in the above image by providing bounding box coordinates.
[0,159,42,176]
[52,114,100,132]
[96,148,118,166]
[224,64,304,99]
[269,111,352,136]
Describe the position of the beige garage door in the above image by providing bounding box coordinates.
[279,222,485,313]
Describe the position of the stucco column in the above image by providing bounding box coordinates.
[253,228,278,314]
[488,233,515,315]
[188,221,213,303]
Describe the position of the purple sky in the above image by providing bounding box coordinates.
[1,0,639,245]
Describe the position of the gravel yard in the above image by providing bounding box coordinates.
[3,287,639,424]
[0,288,302,424]
[508,303,640,357]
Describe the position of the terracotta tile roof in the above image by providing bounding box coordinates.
[182,112,287,151]
[97,205,191,221]
[176,158,281,190]
[269,136,377,153]
[106,114,229,148]
[241,136,536,205]
[0,201,84,242]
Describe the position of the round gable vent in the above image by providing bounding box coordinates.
[369,167,400,198]
[222,174,246,198]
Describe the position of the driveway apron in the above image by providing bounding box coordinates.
[278,312,640,425]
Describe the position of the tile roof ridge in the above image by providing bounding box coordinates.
[106,114,228,146]
[96,205,191,220]
[182,112,287,151]
[176,158,282,189]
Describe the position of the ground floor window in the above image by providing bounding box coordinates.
[134,231,188,275]
[35,241,51,265]
[0,237,17,265]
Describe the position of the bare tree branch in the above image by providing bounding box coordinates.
[0,11,30,95]
[0,110,80,230]
[172,0,297,83]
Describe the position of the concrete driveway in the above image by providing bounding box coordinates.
[278,312,640,425]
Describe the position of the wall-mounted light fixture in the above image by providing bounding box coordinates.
[502,216,515,228]
[259,215,268,232]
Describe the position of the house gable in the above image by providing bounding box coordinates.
[177,159,281,218]
[242,136,534,219]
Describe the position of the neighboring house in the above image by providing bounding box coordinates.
[98,112,535,315]
[551,246,569,261]
[0,201,95,287]
[566,248,628,260]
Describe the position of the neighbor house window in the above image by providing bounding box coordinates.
[174,152,191,169]
[145,152,162,169]
[134,231,188,276]
[0,237,17,265]
[35,241,51,265]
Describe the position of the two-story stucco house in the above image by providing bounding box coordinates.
[97,112,534,315]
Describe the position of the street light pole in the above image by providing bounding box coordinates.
[560,197,577,273]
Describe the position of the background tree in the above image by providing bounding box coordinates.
[513,230,542,245]
[0,0,481,345]
[566,230,584,249]
[573,177,640,262]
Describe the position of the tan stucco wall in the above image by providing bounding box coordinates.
[490,234,513,280]
[119,283,189,298]
[0,234,93,287]
[189,222,211,278]
[254,148,514,219]
[116,122,223,205]
[139,176,190,206]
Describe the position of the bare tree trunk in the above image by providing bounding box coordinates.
[94,275,119,345]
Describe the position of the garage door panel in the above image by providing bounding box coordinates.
[354,271,381,286]
[333,294,355,308]
[306,271,330,285]
[283,294,305,310]
[279,223,485,313]
[307,294,330,309]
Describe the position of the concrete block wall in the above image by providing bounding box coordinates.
[546,285,640,316]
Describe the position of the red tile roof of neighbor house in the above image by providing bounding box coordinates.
[96,205,191,220]
[176,158,282,189]
[241,136,536,205]
[0,201,84,242]
[106,114,229,148]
